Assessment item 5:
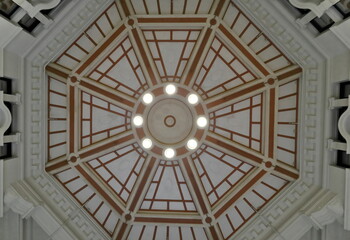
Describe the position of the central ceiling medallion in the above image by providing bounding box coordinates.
[132,83,208,159]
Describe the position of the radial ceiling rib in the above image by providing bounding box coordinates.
[114,222,128,240]
[206,81,265,111]
[181,157,211,216]
[217,24,272,77]
[129,26,162,86]
[118,0,132,17]
[181,154,248,240]
[126,156,158,212]
[84,143,148,206]
[181,157,224,240]
[205,134,263,166]
[213,169,266,218]
[181,27,216,87]
[74,24,127,76]
[78,77,135,110]
[112,156,159,240]
[75,164,124,215]
[79,131,134,161]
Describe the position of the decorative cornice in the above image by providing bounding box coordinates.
[4,185,35,219]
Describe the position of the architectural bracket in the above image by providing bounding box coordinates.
[338,96,350,153]
[290,0,340,17]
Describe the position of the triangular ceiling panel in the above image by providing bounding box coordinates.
[142,29,201,82]
[210,93,263,152]
[140,160,198,213]
[80,91,131,148]
[85,37,148,98]
[193,36,258,99]
[192,145,254,206]
[85,143,147,205]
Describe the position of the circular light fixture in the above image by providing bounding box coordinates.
[197,116,208,128]
[142,138,153,149]
[187,139,198,150]
[165,84,177,95]
[164,148,176,159]
[133,115,143,127]
[142,93,153,104]
[187,94,199,105]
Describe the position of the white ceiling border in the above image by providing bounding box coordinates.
[20,0,115,239]
[229,0,331,239]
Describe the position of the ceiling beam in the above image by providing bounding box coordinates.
[79,131,134,160]
[205,134,264,166]
[213,169,267,218]
[206,81,266,110]
[78,77,136,110]
[129,26,161,86]
[182,27,215,87]
[75,165,124,215]
[74,24,127,76]
[217,24,272,77]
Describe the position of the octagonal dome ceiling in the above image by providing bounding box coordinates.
[45,1,302,239]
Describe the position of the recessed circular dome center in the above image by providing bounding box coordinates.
[147,98,193,145]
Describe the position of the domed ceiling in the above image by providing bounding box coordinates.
[45,1,301,239]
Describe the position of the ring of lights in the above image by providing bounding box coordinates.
[132,83,208,159]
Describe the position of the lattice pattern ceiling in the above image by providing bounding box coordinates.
[45,1,301,239]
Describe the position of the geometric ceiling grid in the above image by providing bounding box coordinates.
[142,29,201,83]
[45,1,302,239]
[209,93,263,152]
[193,36,258,99]
[140,160,198,213]
[85,36,148,99]
[85,143,146,205]
[80,91,131,148]
[191,145,255,207]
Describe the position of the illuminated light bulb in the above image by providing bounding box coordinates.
[142,138,153,149]
[133,115,143,127]
[165,84,177,95]
[142,93,153,104]
[164,148,175,159]
[187,94,199,105]
[197,116,208,128]
[187,139,198,150]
